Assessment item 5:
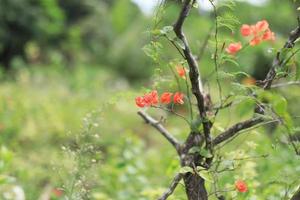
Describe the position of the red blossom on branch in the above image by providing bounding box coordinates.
[135,90,158,108]
[160,92,173,104]
[235,180,248,193]
[241,20,275,46]
[240,24,252,37]
[173,92,184,104]
[176,65,187,79]
[225,42,242,55]
[135,91,184,107]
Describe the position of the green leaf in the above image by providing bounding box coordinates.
[151,29,162,36]
[179,166,194,174]
[160,26,173,35]
[188,146,201,154]
[190,118,203,132]
[196,166,206,171]
[173,37,185,50]
[192,2,199,8]
[232,71,250,78]
[199,148,213,158]
[273,96,287,116]
[197,170,213,182]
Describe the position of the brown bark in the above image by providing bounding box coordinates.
[183,174,207,200]
[180,133,208,200]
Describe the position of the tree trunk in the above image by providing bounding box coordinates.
[183,173,208,200]
[180,133,208,200]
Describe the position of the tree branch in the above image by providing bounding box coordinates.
[212,117,264,146]
[263,23,300,89]
[137,111,181,153]
[173,0,212,153]
[271,81,300,88]
[158,173,183,200]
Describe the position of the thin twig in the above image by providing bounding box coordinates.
[151,105,191,125]
[158,173,183,200]
[137,111,181,153]
[271,81,300,88]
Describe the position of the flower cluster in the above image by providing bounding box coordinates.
[241,20,275,46]
[226,20,275,55]
[135,90,184,108]
[235,180,248,193]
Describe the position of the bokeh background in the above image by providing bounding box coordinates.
[0,0,300,199]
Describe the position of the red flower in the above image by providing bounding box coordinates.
[52,188,63,197]
[160,92,173,104]
[225,42,242,55]
[135,96,146,108]
[262,29,275,41]
[173,92,184,104]
[149,90,158,105]
[250,36,261,46]
[176,65,187,78]
[135,90,158,108]
[240,24,252,37]
[240,20,275,46]
[235,180,248,193]
[255,20,269,32]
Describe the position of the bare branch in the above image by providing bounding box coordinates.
[212,117,264,146]
[137,111,181,153]
[173,0,212,153]
[158,173,183,200]
[271,81,300,88]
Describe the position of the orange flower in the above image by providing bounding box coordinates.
[255,20,269,32]
[176,65,187,78]
[143,90,158,106]
[150,90,159,105]
[250,36,261,46]
[135,96,146,108]
[262,29,275,41]
[225,42,242,55]
[135,90,159,108]
[160,92,173,104]
[240,20,275,46]
[235,180,248,193]
[173,92,184,104]
[240,24,252,37]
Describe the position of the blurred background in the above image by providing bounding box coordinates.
[0,0,300,199]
